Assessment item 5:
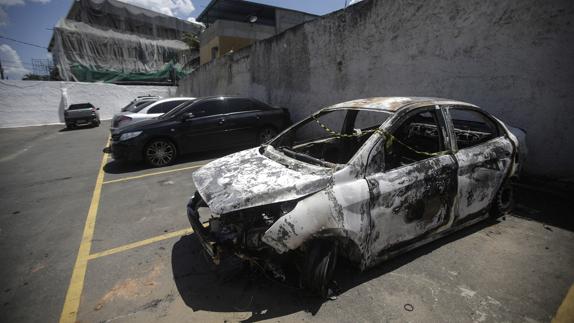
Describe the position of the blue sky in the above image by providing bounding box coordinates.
[0,0,350,80]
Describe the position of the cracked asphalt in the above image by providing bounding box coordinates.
[0,122,572,322]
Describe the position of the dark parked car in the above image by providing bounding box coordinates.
[105,96,291,167]
[187,97,525,297]
[64,103,100,128]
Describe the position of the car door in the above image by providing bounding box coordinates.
[365,106,457,259]
[444,106,513,222]
[224,98,263,146]
[174,99,229,154]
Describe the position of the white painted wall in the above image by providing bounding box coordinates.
[0,80,177,128]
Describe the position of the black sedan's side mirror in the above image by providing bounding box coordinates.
[181,112,195,122]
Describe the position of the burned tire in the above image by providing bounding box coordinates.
[491,180,514,218]
[144,139,177,167]
[258,127,278,145]
[301,240,338,298]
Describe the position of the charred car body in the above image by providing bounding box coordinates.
[187,97,523,296]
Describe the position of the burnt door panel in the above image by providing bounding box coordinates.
[454,137,513,221]
[366,155,457,258]
[446,107,514,222]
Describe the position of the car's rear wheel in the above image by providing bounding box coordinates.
[491,180,514,217]
[301,240,338,298]
[144,139,177,167]
[258,127,278,144]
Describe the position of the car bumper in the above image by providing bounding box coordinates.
[104,140,143,162]
[186,192,219,262]
[66,116,99,125]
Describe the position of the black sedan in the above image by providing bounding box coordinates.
[105,96,291,167]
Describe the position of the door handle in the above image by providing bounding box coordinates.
[255,115,261,120]
[218,118,225,125]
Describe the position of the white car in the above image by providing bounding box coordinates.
[111,97,196,129]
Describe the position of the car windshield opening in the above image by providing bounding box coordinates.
[270,108,391,166]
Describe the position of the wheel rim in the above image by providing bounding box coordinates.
[259,128,277,143]
[146,141,174,166]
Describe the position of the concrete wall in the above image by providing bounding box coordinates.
[0,80,176,128]
[178,0,574,179]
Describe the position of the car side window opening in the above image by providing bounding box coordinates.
[448,108,499,149]
[227,98,257,113]
[187,100,227,118]
[385,109,444,171]
[271,109,391,166]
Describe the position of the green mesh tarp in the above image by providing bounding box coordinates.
[70,62,190,83]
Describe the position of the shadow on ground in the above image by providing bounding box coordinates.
[513,186,573,232]
[103,147,244,174]
[171,218,498,322]
[58,125,98,132]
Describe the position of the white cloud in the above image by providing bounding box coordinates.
[0,44,30,80]
[119,0,196,18]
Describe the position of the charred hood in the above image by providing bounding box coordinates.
[192,148,333,214]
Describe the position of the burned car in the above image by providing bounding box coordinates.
[187,97,522,296]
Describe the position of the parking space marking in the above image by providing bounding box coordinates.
[553,283,574,323]
[102,164,206,185]
[59,137,110,323]
[88,228,193,260]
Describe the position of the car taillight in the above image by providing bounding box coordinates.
[91,107,96,112]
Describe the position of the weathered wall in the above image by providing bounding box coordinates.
[0,80,176,128]
[178,0,574,179]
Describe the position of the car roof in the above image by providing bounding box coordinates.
[328,97,478,112]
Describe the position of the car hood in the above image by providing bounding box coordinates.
[192,147,333,215]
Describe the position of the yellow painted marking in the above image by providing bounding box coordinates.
[553,283,574,323]
[88,228,194,260]
[59,137,110,323]
[102,164,205,185]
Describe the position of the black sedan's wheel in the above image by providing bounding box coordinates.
[145,139,176,167]
[491,180,514,217]
[258,127,278,144]
[301,240,338,298]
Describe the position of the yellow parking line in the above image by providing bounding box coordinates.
[102,164,205,185]
[59,137,110,323]
[553,284,574,323]
[88,228,194,260]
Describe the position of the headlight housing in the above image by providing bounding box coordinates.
[119,131,142,141]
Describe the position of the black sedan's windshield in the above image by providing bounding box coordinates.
[270,108,391,166]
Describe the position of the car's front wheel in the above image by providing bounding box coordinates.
[301,240,338,298]
[144,139,177,167]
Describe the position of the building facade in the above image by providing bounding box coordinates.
[49,0,203,84]
[197,0,317,65]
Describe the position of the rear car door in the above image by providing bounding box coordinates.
[224,98,263,146]
[444,106,513,222]
[365,106,457,258]
[175,99,229,154]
